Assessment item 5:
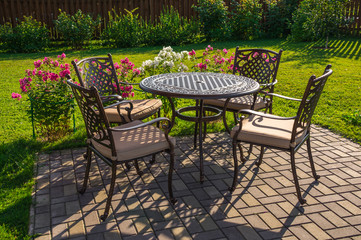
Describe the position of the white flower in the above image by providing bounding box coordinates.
[178,63,188,72]
[163,46,173,52]
[181,51,189,59]
[163,61,174,68]
[142,60,153,68]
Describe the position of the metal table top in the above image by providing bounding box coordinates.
[139,72,259,99]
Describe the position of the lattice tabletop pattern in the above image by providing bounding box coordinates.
[140,72,259,99]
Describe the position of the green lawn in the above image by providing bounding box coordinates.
[0,38,360,239]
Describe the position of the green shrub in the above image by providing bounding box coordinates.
[343,110,361,126]
[101,9,145,48]
[193,0,231,41]
[290,0,351,45]
[263,0,299,38]
[55,9,100,49]
[147,6,200,46]
[0,17,49,53]
[229,0,263,40]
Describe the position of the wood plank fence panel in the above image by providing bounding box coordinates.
[0,0,360,36]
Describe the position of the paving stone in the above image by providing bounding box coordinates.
[30,129,361,240]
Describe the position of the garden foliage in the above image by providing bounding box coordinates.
[101,9,145,48]
[290,0,351,43]
[229,0,263,40]
[12,54,74,141]
[193,0,231,41]
[0,16,49,53]
[55,9,100,49]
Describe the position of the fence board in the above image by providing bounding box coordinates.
[0,0,360,36]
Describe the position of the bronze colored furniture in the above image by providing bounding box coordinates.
[67,79,176,220]
[229,65,333,204]
[140,72,259,182]
[72,53,162,124]
[204,48,283,132]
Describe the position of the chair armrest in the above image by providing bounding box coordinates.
[118,81,140,86]
[238,109,297,120]
[101,95,123,103]
[104,100,133,110]
[266,93,302,102]
[109,117,172,132]
[259,79,278,88]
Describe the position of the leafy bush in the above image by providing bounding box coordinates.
[55,9,100,49]
[193,0,231,41]
[12,54,74,141]
[0,16,49,53]
[290,0,351,44]
[263,0,299,38]
[229,0,263,40]
[147,6,200,46]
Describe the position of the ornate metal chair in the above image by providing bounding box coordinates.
[204,48,283,131]
[72,53,162,124]
[229,65,332,204]
[67,79,176,220]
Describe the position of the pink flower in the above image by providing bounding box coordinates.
[253,52,259,58]
[49,73,60,81]
[205,59,210,63]
[52,60,59,67]
[223,48,228,55]
[58,53,66,59]
[195,63,207,71]
[121,57,130,64]
[74,59,78,62]
[188,50,196,56]
[12,92,22,101]
[133,68,141,76]
[34,60,42,68]
[122,92,129,98]
[114,63,121,70]
[130,92,134,97]
[59,69,71,78]
[207,45,213,51]
[42,75,48,82]
[43,57,50,64]
[262,53,267,59]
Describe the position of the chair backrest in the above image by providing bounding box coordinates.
[72,53,120,96]
[67,79,115,154]
[292,65,333,141]
[233,48,282,89]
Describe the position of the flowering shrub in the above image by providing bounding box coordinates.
[12,53,74,140]
[139,46,190,76]
[191,45,234,73]
[113,57,142,98]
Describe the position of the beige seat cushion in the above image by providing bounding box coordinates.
[91,120,175,161]
[204,95,266,111]
[230,115,306,149]
[105,99,162,123]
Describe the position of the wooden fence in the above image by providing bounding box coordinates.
[0,0,360,36]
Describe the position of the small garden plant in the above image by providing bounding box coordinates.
[12,53,74,141]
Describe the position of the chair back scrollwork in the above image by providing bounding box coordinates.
[72,54,120,97]
[233,48,282,88]
[292,65,333,140]
[67,79,114,152]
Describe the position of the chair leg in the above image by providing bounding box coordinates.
[238,143,246,163]
[256,146,265,166]
[248,144,253,154]
[229,141,239,193]
[125,162,131,170]
[150,154,156,165]
[79,147,92,194]
[307,138,320,180]
[134,160,143,176]
[194,122,198,149]
[168,150,177,204]
[290,149,307,204]
[100,161,117,221]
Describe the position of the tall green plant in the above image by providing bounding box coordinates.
[290,0,351,47]
[101,8,145,48]
[147,6,200,46]
[193,0,231,41]
[229,0,263,40]
[55,9,100,49]
[0,17,49,53]
[263,0,299,38]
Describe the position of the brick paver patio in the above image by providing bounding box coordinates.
[30,126,361,239]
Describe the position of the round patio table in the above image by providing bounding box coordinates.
[140,72,259,182]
